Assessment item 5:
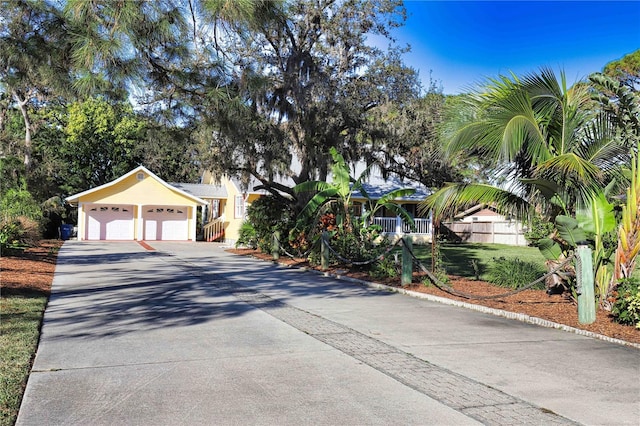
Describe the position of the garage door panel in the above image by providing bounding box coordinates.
[86,205,134,240]
[143,207,188,241]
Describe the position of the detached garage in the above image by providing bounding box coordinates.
[65,166,206,241]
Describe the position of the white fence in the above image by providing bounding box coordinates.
[442,221,527,246]
[371,217,431,235]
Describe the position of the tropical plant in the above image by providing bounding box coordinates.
[295,147,416,235]
[611,278,640,328]
[424,68,628,221]
[486,257,545,290]
[613,150,640,284]
[236,221,258,250]
[422,68,632,298]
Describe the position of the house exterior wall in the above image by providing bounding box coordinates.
[459,208,508,222]
[221,178,245,245]
[443,220,526,246]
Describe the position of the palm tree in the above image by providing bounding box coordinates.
[423,67,629,222]
[421,68,632,300]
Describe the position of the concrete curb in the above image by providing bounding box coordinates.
[261,254,640,350]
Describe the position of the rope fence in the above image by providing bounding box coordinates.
[272,231,579,301]
[268,230,595,323]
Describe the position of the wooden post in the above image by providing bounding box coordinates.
[321,231,329,271]
[272,230,280,261]
[576,245,596,324]
[402,235,413,286]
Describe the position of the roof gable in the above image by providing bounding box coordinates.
[65,166,207,206]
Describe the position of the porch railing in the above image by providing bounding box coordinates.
[203,218,225,242]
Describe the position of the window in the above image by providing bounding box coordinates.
[137,172,144,181]
[234,195,245,218]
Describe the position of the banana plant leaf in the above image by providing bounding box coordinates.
[555,215,588,246]
[576,192,616,236]
[536,238,563,260]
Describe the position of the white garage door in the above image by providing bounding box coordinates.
[143,207,189,241]
[86,205,134,240]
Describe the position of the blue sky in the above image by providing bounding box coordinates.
[393,1,640,94]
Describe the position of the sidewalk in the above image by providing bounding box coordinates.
[17,241,640,425]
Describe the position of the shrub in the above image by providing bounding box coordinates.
[0,216,40,251]
[486,256,545,289]
[0,188,41,221]
[611,279,640,329]
[370,255,399,280]
[236,221,258,249]
[245,195,296,253]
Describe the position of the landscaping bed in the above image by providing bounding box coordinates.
[229,248,640,346]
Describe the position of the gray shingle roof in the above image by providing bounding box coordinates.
[169,183,227,198]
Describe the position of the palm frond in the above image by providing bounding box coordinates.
[420,183,529,220]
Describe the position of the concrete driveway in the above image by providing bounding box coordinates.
[17,241,640,425]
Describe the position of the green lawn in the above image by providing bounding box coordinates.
[0,295,47,426]
[409,242,547,281]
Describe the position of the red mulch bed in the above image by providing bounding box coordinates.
[228,248,640,346]
[1,240,62,297]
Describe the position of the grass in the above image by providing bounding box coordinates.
[409,242,547,281]
[0,294,47,426]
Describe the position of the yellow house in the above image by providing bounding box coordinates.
[65,166,207,241]
[195,171,268,245]
[196,170,434,245]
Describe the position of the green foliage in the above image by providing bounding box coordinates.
[0,185,44,250]
[0,217,40,252]
[236,221,258,249]
[429,239,450,285]
[611,279,640,329]
[0,188,41,221]
[370,255,399,280]
[486,257,546,290]
[60,98,145,194]
[524,215,555,245]
[295,147,415,243]
[0,157,27,198]
[244,195,296,254]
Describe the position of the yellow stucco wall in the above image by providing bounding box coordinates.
[76,172,197,206]
[221,178,244,244]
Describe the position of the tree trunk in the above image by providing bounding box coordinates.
[12,91,32,172]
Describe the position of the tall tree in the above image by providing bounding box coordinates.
[602,49,640,90]
[62,0,420,204]
[197,0,420,203]
[57,97,145,194]
[0,0,76,173]
[365,80,460,189]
